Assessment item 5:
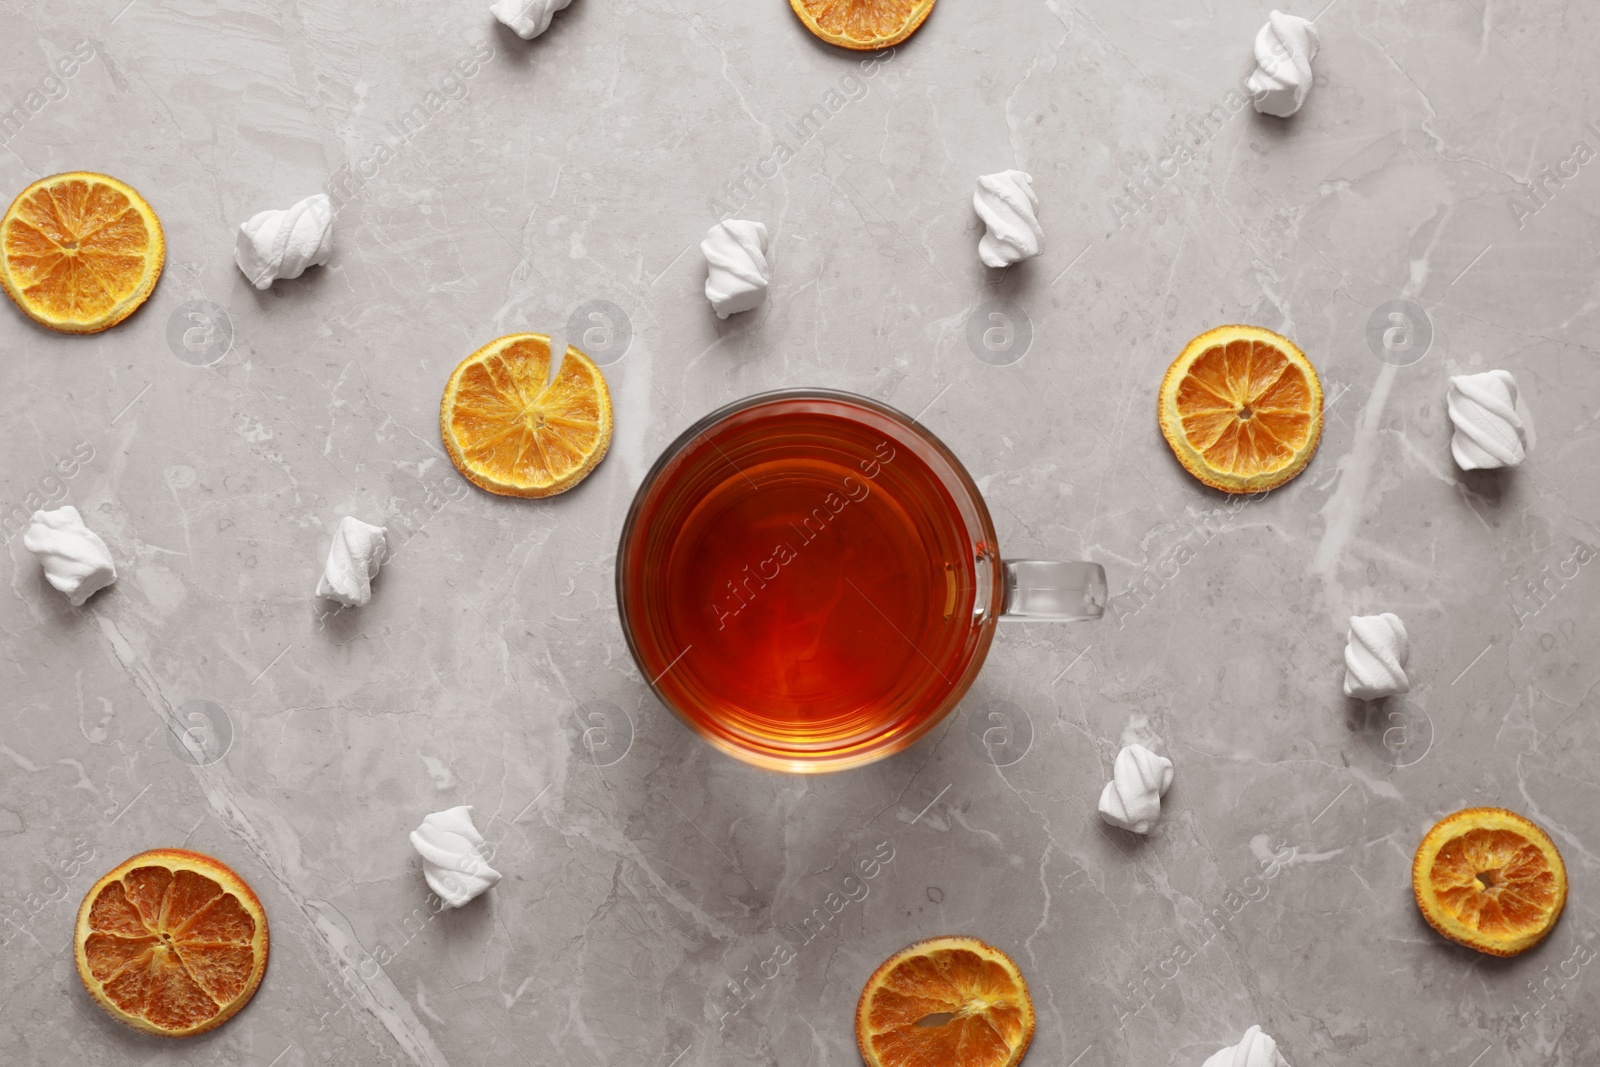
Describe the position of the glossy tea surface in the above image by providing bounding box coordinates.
[619,395,996,770]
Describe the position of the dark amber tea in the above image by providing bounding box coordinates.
[618,392,1004,771]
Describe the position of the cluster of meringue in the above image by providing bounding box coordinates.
[1337,367,1536,700]
[700,168,1057,314]
[23,506,117,606]
[1098,743,1175,834]
[409,806,502,908]
[235,193,335,289]
[23,501,398,617]
[1328,371,1533,697]
[1327,370,1532,697]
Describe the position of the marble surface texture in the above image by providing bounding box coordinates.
[2,1,1598,1065]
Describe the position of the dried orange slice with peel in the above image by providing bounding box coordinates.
[74,848,269,1037]
[1413,807,1567,957]
[441,333,613,498]
[789,0,936,50]
[1159,324,1323,493]
[1,172,164,333]
[856,935,1035,1067]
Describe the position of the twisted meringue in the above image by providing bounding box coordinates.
[1447,370,1527,470]
[316,516,389,608]
[1097,744,1174,834]
[409,806,501,908]
[235,193,334,289]
[1246,11,1320,118]
[490,0,574,39]
[973,170,1043,268]
[1201,1025,1291,1067]
[1343,613,1410,700]
[701,219,770,319]
[23,506,116,606]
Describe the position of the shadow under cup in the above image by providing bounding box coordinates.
[617,390,1006,773]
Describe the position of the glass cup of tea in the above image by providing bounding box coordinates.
[617,389,1105,773]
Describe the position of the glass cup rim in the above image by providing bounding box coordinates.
[615,387,1003,772]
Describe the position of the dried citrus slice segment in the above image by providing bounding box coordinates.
[789,0,936,50]
[1413,807,1567,956]
[1158,324,1323,493]
[441,333,613,498]
[856,935,1035,1067]
[74,848,269,1037]
[1414,809,1561,959]
[1,172,164,333]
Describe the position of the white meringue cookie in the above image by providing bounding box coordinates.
[1343,613,1410,700]
[235,193,334,289]
[22,506,116,606]
[486,0,576,39]
[701,219,770,319]
[1097,743,1174,834]
[1246,11,1320,118]
[409,806,501,908]
[491,0,574,39]
[973,170,1043,268]
[316,516,389,608]
[1447,370,1527,470]
[1201,1025,1291,1067]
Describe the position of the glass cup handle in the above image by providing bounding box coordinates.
[999,560,1106,622]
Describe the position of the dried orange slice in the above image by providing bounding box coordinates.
[789,0,936,50]
[1413,808,1567,957]
[440,333,613,498]
[1158,324,1323,493]
[856,936,1035,1067]
[74,848,269,1037]
[1,172,164,333]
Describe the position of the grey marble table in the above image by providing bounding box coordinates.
[2,1,1598,1064]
